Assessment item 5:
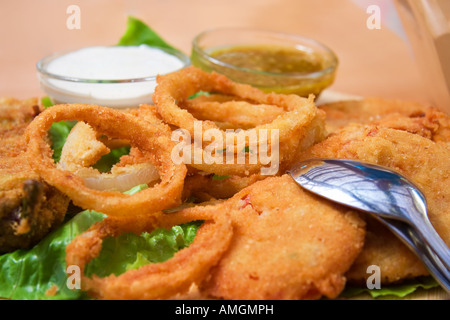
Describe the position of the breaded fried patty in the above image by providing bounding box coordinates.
[319,98,450,145]
[0,98,69,253]
[200,175,366,299]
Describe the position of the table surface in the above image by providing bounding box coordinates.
[0,0,430,106]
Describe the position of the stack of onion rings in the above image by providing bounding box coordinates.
[25,104,187,216]
[153,66,324,176]
[65,207,233,300]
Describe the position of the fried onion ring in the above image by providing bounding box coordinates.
[179,94,284,129]
[65,207,233,300]
[153,66,324,176]
[25,104,187,216]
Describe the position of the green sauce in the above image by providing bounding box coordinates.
[192,44,337,97]
[210,45,324,74]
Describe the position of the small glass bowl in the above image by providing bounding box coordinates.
[37,46,190,108]
[191,28,338,98]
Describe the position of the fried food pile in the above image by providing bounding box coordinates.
[2,66,449,299]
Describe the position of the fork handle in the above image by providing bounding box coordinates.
[408,213,450,271]
[379,217,450,294]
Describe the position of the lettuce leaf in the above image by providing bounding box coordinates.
[117,16,176,50]
[84,221,201,278]
[0,185,201,300]
[211,174,231,181]
[188,90,210,99]
[48,120,77,163]
[40,96,54,108]
[40,97,77,163]
[92,146,131,173]
[341,276,439,299]
[0,209,105,300]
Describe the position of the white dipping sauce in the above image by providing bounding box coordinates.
[39,45,187,108]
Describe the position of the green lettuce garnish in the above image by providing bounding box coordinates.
[118,16,176,50]
[84,221,201,278]
[242,146,252,153]
[40,96,53,108]
[211,174,231,181]
[47,120,77,163]
[40,97,77,163]
[341,276,439,299]
[92,146,131,173]
[0,209,105,300]
[188,90,210,99]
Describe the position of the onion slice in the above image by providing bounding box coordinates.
[58,121,160,192]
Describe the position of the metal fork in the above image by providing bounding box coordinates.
[288,158,450,293]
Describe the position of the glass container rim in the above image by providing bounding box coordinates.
[192,27,339,80]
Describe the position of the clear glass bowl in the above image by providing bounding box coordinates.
[191,27,338,98]
[37,46,190,108]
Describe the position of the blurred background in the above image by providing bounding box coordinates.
[0,0,440,107]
